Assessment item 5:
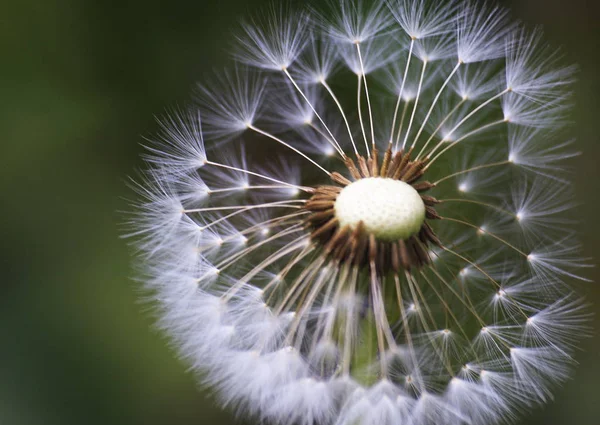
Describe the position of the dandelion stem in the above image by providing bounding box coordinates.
[248,124,332,175]
[274,256,326,316]
[419,269,482,363]
[394,100,411,152]
[390,39,414,145]
[370,265,390,375]
[431,251,529,323]
[293,265,340,351]
[402,60,428,150]
[357,74,370,157]
[424,266,486,329]
[183,199,306,214]
[184,201,304,232]
[426,89,510,159]
[281,259,330,345]
[207,185,306,194]
[442,217,528,257]
[425,119,507,169]
[317,262,350,352]
[219,230,309,301]
[405,272,455,376]
[238,211,309,238]
[356,42,375,151]
[394,273,424,393]
[411,61,462,150]
[415,98,466,160]
[430,254,518,353]
[263,242,315,300]
[282,68,346,157]
[439,198,517,218]
[263,242,314,305]
[438,245,502,290]
[195,212,307,257]
[310,264,345,353]
[205,160,312,191]
[342,267,359,376]
[218,224,305,272]
[308,122,343,157]
[237,235,310,284]
[433,160,510,185]
[321,79,359,155]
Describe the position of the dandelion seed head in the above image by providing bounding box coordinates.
[235,6,309,70]
[335,178,425,240]
[387,0,458,40]
[128,1,589,425]
[316,0,393,44]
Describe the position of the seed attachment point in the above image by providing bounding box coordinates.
[303,149,441,274]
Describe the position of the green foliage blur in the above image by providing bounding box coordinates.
[1,0,598,424]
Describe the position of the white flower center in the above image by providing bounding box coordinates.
[334,178,426,241]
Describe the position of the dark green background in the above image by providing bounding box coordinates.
[1,0,598,424]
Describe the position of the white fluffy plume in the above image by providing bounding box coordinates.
[128,1,589,425]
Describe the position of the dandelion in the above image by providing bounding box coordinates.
[128,1,591,424]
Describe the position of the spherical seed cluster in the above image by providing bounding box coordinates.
[127,1,590,425]
[335,178,425,241]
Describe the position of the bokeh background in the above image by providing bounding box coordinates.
[1,0,598,424]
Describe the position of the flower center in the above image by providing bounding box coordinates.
[335,178,425,241]
[303,147,441,273]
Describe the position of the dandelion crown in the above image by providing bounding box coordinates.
[129,1,590,424]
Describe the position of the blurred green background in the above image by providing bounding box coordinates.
[1,0,598,424]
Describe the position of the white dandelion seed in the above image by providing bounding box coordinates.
[127,1,590,425]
